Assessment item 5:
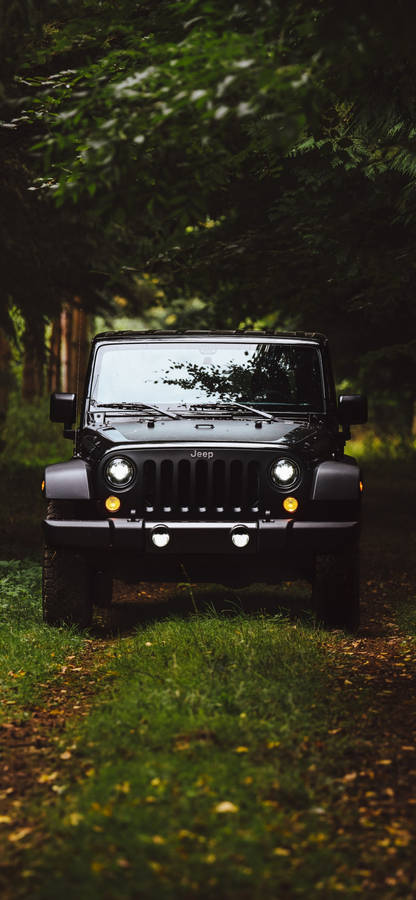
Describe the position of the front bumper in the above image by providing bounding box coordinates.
[43,517,359,554]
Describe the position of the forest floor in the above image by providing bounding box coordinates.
[0,461,415,899]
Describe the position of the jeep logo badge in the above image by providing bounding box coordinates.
[190,449,214,459]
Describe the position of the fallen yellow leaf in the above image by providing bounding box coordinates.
[8,828,32,843]
[67,812,84,826]
[91,860,105,874]
[149,861,162,873]
[115,782,130,794]
[214,801,239,814]
[37,772,58,784]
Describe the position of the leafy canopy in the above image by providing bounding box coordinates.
[2,0,416,429]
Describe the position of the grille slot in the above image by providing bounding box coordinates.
[140,457,260,516]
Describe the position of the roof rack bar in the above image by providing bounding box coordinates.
[93,329,327,342]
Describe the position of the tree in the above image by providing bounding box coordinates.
[0,0,148,397]
[4,0,416,432]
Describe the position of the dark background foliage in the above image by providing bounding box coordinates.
[1,0,416,437]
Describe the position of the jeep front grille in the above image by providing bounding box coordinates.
[140,458,260,516]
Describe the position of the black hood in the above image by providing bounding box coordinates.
[92,416,323,450]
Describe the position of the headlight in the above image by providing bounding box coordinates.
[270,458,300,489]
[105,456,135,488]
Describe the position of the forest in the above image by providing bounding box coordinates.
[1,0,416,443]
[1,3,416,899]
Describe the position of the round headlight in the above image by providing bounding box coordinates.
[270,458,300,489]
[105,456,135,488]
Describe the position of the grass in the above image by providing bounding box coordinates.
[348,427,416,462]
[0,395,73,560]
[2,394,70,468]
[394,596,416,636]
[15,608,374,900]
[0,560,85,720]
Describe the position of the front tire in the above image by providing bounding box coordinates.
[312,544,360,632]
[42,502,93,627]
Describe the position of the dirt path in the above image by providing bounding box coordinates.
[317,577,416,893]
[0,638,114,892]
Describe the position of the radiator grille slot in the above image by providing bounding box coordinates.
[141,457,260,515]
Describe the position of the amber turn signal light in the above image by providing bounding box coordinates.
[105,495,121,512]
[283,496,298,513]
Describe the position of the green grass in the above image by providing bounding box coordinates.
[394,597,416,636]
[0,396,71,560]
[348,426,416,462]
[18,611,374,900]
[0,560,85,720]
[2,394,70,468]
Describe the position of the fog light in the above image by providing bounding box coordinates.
[105,495,121,512]
[283,496,298,513]
[231,526,250,548]
[151,526,170,548]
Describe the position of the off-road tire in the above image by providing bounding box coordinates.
[312,543,360,632]
[42,501,93,627]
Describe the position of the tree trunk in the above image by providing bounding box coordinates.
[0,329,11,448]
[70,297,89,394]
[52,301,89,396]
[22,321,45,401]
[48,317,61,393]
[60,305,72,393]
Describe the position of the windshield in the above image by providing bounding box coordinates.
[90,341,325,413]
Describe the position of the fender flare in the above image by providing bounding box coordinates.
[44,459,92,501]
[312,458,361,502]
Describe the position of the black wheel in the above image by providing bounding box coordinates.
[42,501,93,627]
[312,543,360,632]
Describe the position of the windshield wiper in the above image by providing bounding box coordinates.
[94,402,178,420]
[189,402,273,420]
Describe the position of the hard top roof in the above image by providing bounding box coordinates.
[93,329,327,344]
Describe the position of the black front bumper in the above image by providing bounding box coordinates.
[43,517,359,554]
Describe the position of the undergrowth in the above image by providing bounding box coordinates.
[2,394,70,467]
[0,561,84,719]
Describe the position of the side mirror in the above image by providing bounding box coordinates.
[50,392,77,425]
[338,394,368,426]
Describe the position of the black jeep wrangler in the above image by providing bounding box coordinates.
[42,330,367,629]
